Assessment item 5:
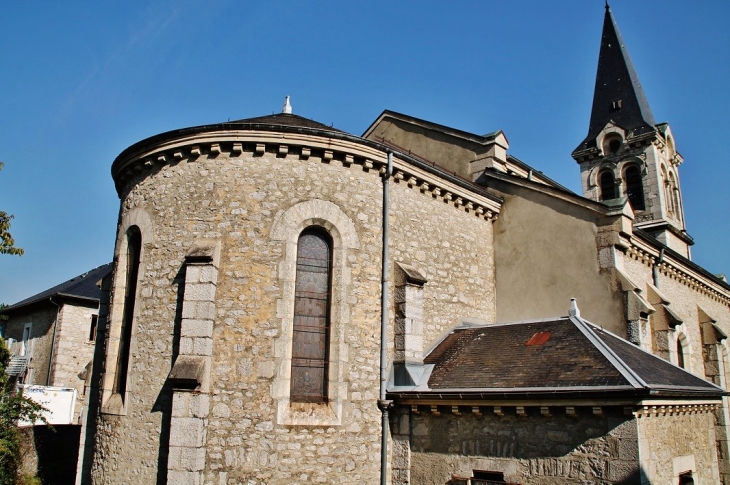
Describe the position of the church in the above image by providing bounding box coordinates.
[78,5,730,484]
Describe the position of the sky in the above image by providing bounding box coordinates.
[0,1,728,305]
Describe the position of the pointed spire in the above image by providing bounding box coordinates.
[575,6,656,151]
[282,95,292,114]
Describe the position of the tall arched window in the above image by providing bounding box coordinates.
[113,226,142,400]
[624,165,645,210]
[291,228,332,403]
[599,171,616,201]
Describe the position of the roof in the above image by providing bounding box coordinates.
[575,5,657,152]
[2,263,113,313]
[362,109,508,147]
[230,113,343,132]
[390,314,723,401]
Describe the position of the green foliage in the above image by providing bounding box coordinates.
[0,339,46,484]
[0,163,23,257]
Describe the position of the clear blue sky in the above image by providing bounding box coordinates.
[1,1,728,305]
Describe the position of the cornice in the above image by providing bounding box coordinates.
[626,237,730,305]
[112,130,502,221]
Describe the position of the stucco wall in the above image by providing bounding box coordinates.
[488,181,624,334]
[90,134,498,483]
[402,406,639,485]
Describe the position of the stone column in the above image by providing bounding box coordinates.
[167,240,220,485]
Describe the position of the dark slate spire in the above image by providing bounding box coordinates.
[576,4,656,152]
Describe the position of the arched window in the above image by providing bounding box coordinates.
[624,165,645,210]
[599,171,616,201]
[602,134,622,156]
[291,228,332,403]
[113,226,142,400]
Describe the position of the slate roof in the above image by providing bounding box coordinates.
[575,5,657,153]
[231,113,343,132]
[2,263,113,313]
[390,314,724,401]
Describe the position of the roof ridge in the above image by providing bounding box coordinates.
[569,315,648,389]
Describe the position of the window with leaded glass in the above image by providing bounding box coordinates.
[291,228,332,403]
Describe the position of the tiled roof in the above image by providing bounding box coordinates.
[2,263,113,313]
[392,315,723,400]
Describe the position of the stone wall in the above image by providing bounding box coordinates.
[52,303,97,419]
[4,305,57,386]
[637,408,720,484]
[91,132,498,483]
[402,406,640,485]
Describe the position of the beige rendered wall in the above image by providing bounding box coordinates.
[91,137,497,484]
[365,117,481,179]
[489,181,624,334]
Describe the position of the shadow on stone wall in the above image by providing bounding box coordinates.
[151,263,185,485]
[406,407,642,484]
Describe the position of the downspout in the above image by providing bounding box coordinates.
[653,248,665,288]
[378,151,394,485]
[47,296,62,385]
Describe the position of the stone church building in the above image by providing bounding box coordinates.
[79,5,730,484]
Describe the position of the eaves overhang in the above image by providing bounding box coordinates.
[481,167,614,217]
[633,229,730,293]
[362,109,508,148]
[1,293,99,316]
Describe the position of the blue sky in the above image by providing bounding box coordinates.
[1,1,728,305]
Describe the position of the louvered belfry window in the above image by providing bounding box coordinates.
[291,228,332,403]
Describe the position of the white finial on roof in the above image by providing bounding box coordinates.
[569,298,580,317]
[282,95,292,114]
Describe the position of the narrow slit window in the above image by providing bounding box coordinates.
[291,228,332,403]
[113,226,142,400]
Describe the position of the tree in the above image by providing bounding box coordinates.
[0,338,45,484]
[0,163,23,256]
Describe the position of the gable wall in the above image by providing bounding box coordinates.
[487,180,624,334]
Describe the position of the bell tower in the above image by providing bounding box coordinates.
[572,4,692,257]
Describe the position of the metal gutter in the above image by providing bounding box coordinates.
[378,151,393,485]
